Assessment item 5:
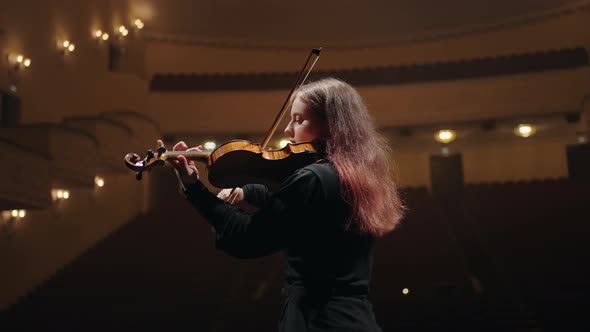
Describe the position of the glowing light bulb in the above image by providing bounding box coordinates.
[134,19,144,29]
[119,26,129,36]
[95,176,105,188]
[514,124,536,138]
[101,33,109,41]
[279,139,290,148]
[434,129,456,144]
[95,30,103,38]
[63,40,70,48]
[203,141,217,150]
[23,58,31,67]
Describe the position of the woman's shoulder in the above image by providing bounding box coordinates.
[302,160,337,176]
[279,160,338,193]
[301,160,340,200]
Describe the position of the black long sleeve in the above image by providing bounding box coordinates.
[242,184,272,207]
[184,168,324,259]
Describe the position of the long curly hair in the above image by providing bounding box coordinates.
[295,78,404,237]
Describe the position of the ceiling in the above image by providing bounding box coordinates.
[129,0,588,48]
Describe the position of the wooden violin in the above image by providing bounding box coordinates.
[125,139,324,189]
[125,48,323,190]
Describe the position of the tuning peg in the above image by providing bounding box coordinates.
[157,146,166,156]
[146,149,155,160]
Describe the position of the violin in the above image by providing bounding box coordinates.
[125,139,324,190]
[125,48,323,190]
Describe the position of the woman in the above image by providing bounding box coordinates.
[160,78,404,331]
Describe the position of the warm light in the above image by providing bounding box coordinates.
[203,141,217,150]
[434,129,456,144]
[63,40,70,48]
[134,19,144,29]
[101,33,109,41]
[18,210,26,218]
[514,124,536,138]
[95,30,103,38]
[119,26,129,36]
[8,54,31,69]
[402,288,409,295]
[279,139,290,148]
[52,189,70,201]
[11,210,18,217]
[95,176,105,188]
[68,44,75,52]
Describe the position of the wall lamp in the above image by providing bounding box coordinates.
[202,141,217,151]
[434,129,457,144]
[60,40,76,54]
[133,19,144,30]
[1,209,26,221]
[278,139,290,148]
[95,176,105,188]
[94,30,110,42]
[51,188,70,202]
[6,53,32,71]
[514,124,536,138]
[1,209,26,238]
[118,25,129,37]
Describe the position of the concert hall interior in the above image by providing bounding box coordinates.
[1,0,589,331]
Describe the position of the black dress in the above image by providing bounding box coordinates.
[184,161,383,332]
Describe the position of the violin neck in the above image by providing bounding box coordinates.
[164,151,210,163]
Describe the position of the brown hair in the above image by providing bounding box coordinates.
[295,78,404,237]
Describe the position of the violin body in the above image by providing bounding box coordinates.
[207,140,324,190]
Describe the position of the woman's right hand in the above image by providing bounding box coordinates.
[217,188,244,204]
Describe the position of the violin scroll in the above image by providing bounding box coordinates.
[124,147,168,180]
[125,146,211,180]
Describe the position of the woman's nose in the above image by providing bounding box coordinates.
[284,125,293,137]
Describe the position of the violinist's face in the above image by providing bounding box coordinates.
[284,97,328,144]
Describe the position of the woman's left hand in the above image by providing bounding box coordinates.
[157,139,202,185]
